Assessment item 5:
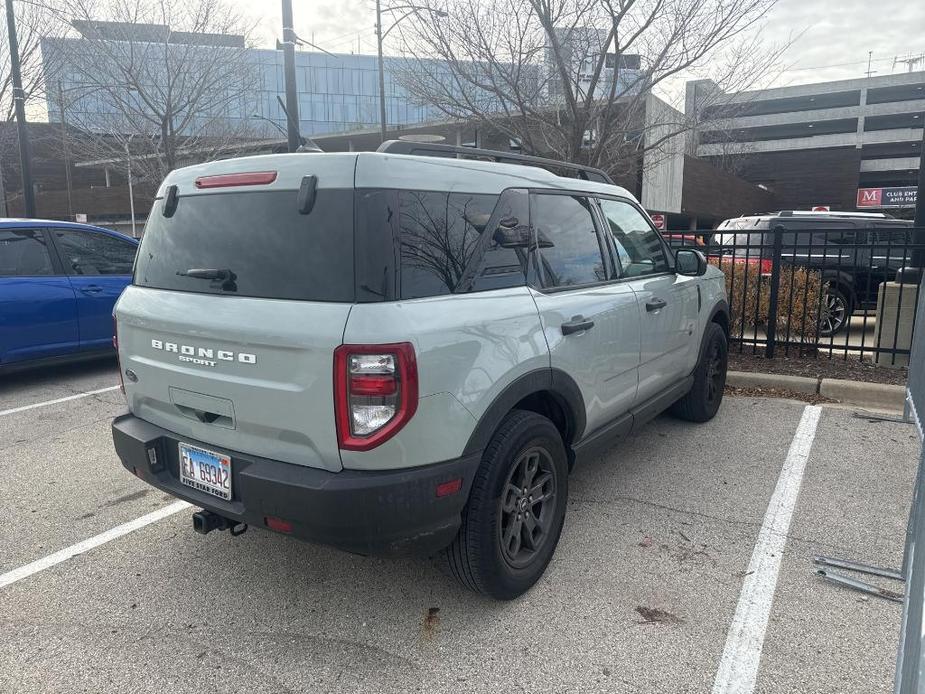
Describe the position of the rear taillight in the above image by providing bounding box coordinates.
[113,315,124,395]
[733,257,774,275]
[334,343,418,451]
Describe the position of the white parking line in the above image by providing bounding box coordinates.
[711,404,823,694]
[0,385,120,417]
[0,500,191,590]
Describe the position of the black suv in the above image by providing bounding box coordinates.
[715,211,914,336]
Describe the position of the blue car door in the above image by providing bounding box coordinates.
[48,227,137,352]
[0,227,80,364]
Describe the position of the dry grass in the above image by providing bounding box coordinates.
[712,258,823,341]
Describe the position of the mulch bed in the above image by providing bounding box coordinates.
[728,349,907,386]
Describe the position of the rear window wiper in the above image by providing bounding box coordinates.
[176,268,234,280]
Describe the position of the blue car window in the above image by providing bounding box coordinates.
[0,229,54,276]
[53,229,136,275]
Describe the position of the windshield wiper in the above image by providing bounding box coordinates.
[176,268,234,280]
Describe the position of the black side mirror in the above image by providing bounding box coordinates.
[676,248,707,276]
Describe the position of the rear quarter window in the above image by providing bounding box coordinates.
[355,188,530,301]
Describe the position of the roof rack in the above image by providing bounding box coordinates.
[777,210,893,219]
[377,140,614,185]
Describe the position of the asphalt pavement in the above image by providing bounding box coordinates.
[0,359,920,693]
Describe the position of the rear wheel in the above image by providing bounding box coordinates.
[819,284,852,337]
[443,410,568,600]
[671,322,727,423]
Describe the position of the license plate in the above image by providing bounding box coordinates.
[179,442,232,501]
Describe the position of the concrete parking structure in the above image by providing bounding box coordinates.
[0,361,919,693]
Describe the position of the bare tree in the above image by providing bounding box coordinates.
[393,0,786,179]
[49,0,262,183]
[1,0,64,122]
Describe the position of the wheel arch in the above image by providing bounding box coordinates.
[820,270,857,302]
[461,368,586,459]
[707,299,730,338]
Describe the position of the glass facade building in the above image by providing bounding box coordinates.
[42,23,642,140]
[43,28,464,139]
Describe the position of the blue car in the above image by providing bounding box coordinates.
[0,219,139,371]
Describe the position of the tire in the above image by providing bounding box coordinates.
[819,284,853,337]
[443,410,568,600]
[671,322,727,423]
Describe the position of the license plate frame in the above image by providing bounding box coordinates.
[178,442,232,501]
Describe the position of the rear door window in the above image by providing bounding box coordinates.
[135,189,354,302]
[531,193,607,288]
[0,229,55,276]
[52,229,136,275]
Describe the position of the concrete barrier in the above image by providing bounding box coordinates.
[819,378,906,411]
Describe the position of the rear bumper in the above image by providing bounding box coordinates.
[112,413,480,556]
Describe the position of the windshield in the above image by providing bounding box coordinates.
[134,189,354,302]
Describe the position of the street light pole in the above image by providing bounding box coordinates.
[281,0,301,153]
[376,0,388,142]
[911,125,925,275]
[5,0,36,217]
[374,3,448,144]
[915,125,925,230]
[125,136,136,238]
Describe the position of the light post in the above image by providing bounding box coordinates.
[281,0,300,153]
[5,0,36,216]
[375,1,447,142]
[125,135,136,238]
[897,125,925,283]
[251,113,289,139]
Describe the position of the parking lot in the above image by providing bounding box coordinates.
[1,360,920,693]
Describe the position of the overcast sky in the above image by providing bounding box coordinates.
[235,0,925,96]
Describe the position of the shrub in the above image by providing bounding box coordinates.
[711,258,823,342]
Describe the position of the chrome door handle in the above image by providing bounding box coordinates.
[646,298,667,312]
[561,315,595,335]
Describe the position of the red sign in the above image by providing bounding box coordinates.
[650,213,666,230]
[857,187,917,208]
[857,188,883,208]
[811,205,830,212]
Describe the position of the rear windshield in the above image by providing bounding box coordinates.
[134,189,354,302]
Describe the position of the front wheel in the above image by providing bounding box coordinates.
[443,410,568,600]
[671,322,727,423]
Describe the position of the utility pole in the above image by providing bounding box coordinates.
[5,0,36,217]
[57,81,73,220]
[914,125,925,262]
[281,0,301,153]
[376,0,388,142]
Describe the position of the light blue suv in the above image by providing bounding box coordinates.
[111,142,729,599]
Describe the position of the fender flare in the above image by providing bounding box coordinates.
[694,300,731,371]
[461,368,586,457]
[707,299,730,337]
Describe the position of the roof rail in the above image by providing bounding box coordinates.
[376,140,614,185]
[777,210,893,219]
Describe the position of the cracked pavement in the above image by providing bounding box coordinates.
[0,361,920,693]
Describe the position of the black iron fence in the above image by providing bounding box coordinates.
[666,226,925,365]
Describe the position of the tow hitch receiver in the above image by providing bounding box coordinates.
[192,509,247,536]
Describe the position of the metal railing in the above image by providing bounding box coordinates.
[665,226,925,365]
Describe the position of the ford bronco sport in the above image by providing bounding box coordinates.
[112,141,729,599]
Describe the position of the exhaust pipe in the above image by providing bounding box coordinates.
[192,509,246,536]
